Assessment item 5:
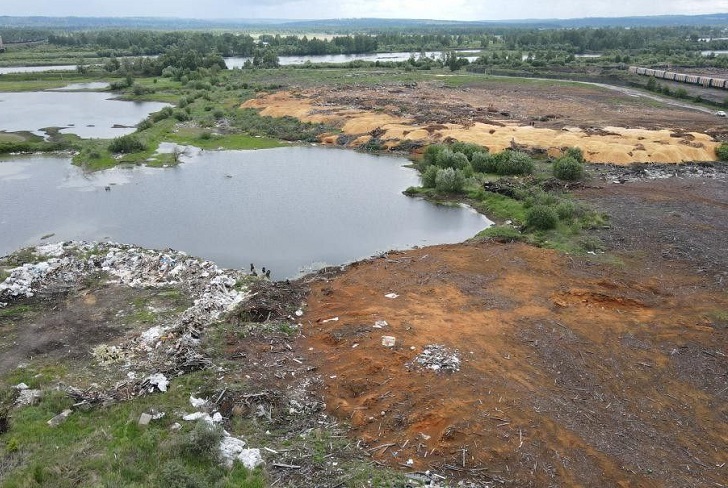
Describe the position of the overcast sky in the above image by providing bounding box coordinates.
[2,0,726,21]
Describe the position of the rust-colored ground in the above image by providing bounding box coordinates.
[242,80,725,164]
[300,176,728,486]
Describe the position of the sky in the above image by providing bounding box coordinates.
[1,0,726,21]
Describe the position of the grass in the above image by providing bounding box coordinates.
[0,370,266,487]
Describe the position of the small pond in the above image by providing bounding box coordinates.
[0,90,169,138]
[0,147,490,279]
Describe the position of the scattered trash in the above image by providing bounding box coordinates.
[373,320,388,329]
[14,383,29,390]
[47,409,73,427]
[381,336,396,347]
[409,344,461,373]
[322,316,339,323]
[295,309,304,317]
[138,413,153,426]
[406,458,414,466]
[146,373,169,392]
[384,293,399,299]
[190,395,207,408]
[219,436,264,470]
[16,389,43,407]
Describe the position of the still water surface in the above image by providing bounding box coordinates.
[0,91,169,138]
[0,147,490,278]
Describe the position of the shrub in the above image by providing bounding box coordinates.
[434,167,466,193]
[450,152,470,170]
[450,141,487,160]
[108,134,146,154]
[157,460,203,488]
[180,421,223,459]
[716,143,728,161]
[152,106,174,122]
[564,146,585,163]
[421,165,439,188]
[525,205,559,230]
[553,156,585,181]
[470,151,491,173]
[137,118,153,131]
[555,201,580,220]
[174,110,191,122]
[497,151,534,176]
[435,148,454,167]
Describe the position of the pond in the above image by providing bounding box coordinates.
[0,147,491,279]
[225,51,479,68]
[0,90,169,138]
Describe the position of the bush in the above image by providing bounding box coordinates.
[108,134,146,154]
[555,201,580,220]
[450,152,470,170]
[137,118,153,131]
[434,167,466,193]
[553,156,585,181]
[716,143,728,161]
[450,141,487,160]
[497,151,534,176]
[421,165,439,188]
[470,151,491,173]
[152,106,174,122]
[564,146,585,163]
[174,110,191,121]
[525,205,559,230]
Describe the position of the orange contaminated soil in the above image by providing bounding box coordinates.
[300,239,727,486]
[241,81,724,164]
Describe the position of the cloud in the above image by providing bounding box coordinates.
[1,0,726,20]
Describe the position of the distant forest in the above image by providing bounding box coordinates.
[1,26,727,57]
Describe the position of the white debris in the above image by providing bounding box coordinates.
[36,243,65,257]
[219,436,247,467]
[237,448,264,470]
[190,395,207,408]
[14,383,29,390]
[381,336,396,347]
[140,325,168,346]
[410,344,461,373]
[373,320,388,329]
[295,309,304,317]
[212,412,223,423]
[322,316,339,323]
[48,409,73,427]
[146,373,169,392]
[16,389,43,406]
[183,411,210,422]
[384,293,399,299]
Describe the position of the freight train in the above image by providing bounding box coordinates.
[629,66,728,90]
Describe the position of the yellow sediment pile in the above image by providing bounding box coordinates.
[241,92,719,164]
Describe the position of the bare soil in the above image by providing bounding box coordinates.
[0,278,192,376]
[298,172,728,487]
[243,79,726,163]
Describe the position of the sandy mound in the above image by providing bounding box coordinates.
[242,91,720,164]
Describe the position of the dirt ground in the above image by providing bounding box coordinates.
[299,171,728,487]
[0,277,192,377]
[242,79,726,164]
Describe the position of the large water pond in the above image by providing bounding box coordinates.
[0,147,490,278]
[225,51,479,68]
[0,51,480,74]
[0,91,169,138]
